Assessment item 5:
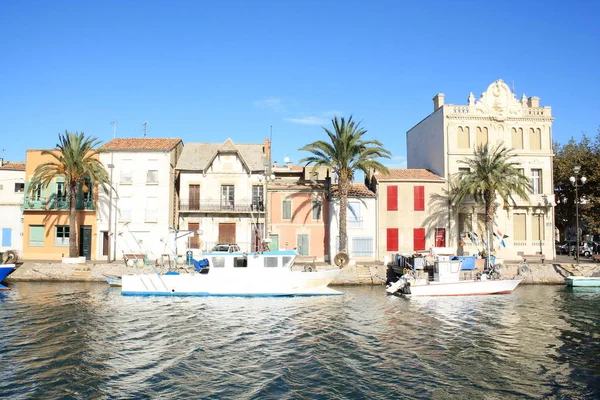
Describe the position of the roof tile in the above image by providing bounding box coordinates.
[100,138,182,151]
[0,161,26,171]
[374,169,444,181]
[331,183,375,197]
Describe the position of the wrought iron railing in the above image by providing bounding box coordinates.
[179,199,264,213]
[23,196,95,211]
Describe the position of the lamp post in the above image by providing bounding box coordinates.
[569,166,587,264]
[535,209,544,255]
[107,162,114,263]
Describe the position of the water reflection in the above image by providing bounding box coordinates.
[0,283,598,399]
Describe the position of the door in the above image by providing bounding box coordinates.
[251,223,264,251]
[435,228,446,247]
[80,225,92,260]
[269,234,279,251]
[188,223,200,249]
[297,234,309,256]
[102,231,109,256]
[189,184,200,210]
[218,223,236,244]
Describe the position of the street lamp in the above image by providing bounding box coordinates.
[569,165,587,264]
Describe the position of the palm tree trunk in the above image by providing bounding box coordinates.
[69,181,78,258]
[485,191,495,269]
[338,177,350,253]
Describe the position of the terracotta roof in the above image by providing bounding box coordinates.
[331,183,375,197]
[100,138,182,151]
[374,169,444,181]
[0,161,26,171]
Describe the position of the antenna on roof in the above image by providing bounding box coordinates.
[111,121,118,139]
[142,121,148,137]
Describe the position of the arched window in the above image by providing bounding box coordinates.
[511,127,523,149]
[458,126,470,148]
[476,127,488,147]
[530,128,541,150]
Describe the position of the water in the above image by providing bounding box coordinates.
[1,283,599,399]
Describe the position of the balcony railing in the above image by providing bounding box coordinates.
[23,196,95,211]
[179,199,264,213]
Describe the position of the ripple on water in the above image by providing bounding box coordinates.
[0,283,599,399]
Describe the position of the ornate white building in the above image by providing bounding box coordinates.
[407,79,555,260]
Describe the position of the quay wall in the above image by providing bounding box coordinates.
[6,261,600,286]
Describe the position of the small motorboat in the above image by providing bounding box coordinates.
[0,264,17,290]
[565,276,600,287]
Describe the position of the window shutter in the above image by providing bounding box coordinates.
[387,186,398,211]
[414,186,424,211]
[413,228,425,251]
[386,228,398,251]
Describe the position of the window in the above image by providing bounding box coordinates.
[264,257,278,268]
[252,185,264,211]
[513,214,526,241]
[530,128,541,150]
[347,201,361,228]
[458,213,472,237]
[457,126,470,148]
[312,198,322,220]
[297,234,309,256]
[512,128,523,149]
[221,185,234,209]
[282,198,291,220]
[2,228,11,246]
[413,228,426,251]
[386,228,398,252]
[531,169,542,194]
[476,127,488,147]
[14,182,24,193]
[352,236,373,257]
[29,225,44,247]
[120,197,132,222]
[56,181,66,200]
[189,184,200,210]
[146,159,159,183]
[55,226,69,246]
[31,184,41,200]
[414,186,424,211]
[387,186,398,211]
[532,214,545,241]
[120,159,133,184]
[145,197,158,222]
[234,257,248,268]
[211,257,225,268]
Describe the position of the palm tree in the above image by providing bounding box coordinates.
[451,143,531,262]
[27,131,112,258]
[299,116,391,256]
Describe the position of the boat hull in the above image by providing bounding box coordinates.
[121,269,342,296]
[391,278,522,297]
[0,264,16,290]
[565,276,600,287]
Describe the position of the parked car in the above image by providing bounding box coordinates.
[579,242,599,258]
[211,244,241,252]
[557,240,576,255]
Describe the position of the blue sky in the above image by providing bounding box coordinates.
[1,0,598,171]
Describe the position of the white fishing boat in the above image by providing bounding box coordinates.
[121,250,343,297]
[386,256,522,297]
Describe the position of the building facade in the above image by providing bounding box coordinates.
[176,138,270,256]
[22,150,98,260]
[407,79,555,260]
[369,169,446,262]
[268,160,331,261]
[97,138,183,262]
[328,183,377,263]
[0,160,26,254]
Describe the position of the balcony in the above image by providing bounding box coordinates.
[23,195,95,211]
[179,198,264,213]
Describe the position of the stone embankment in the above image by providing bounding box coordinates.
[6,260,600,285]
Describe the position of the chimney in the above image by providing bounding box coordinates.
[527,96,540,108]
[273,161,278,167]
[433,93,445,111]
[263,138,271,158]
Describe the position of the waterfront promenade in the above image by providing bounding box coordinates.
[6,256,600,285]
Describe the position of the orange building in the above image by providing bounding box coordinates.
[267,161,331,262]
[22,150,99,261]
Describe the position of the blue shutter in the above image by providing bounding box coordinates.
[2,228,11,246]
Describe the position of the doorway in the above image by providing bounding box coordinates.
[80,225,92,260]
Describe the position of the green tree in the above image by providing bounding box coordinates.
[299,116,391,256]
[553,128,600,238]
[27,131,112,257]
[451,143,531,259]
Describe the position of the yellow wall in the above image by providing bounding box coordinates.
[22,150,99,261]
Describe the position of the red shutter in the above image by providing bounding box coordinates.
[386,228,399,251]
[387,186,398,211]
[414,186,424,211]
[413,228,426,251]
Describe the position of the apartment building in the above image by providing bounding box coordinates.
[0,160,25,254]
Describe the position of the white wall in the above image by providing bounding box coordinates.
[329,196,377,261]
[0,168,25,252]
[406,108,446,177]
